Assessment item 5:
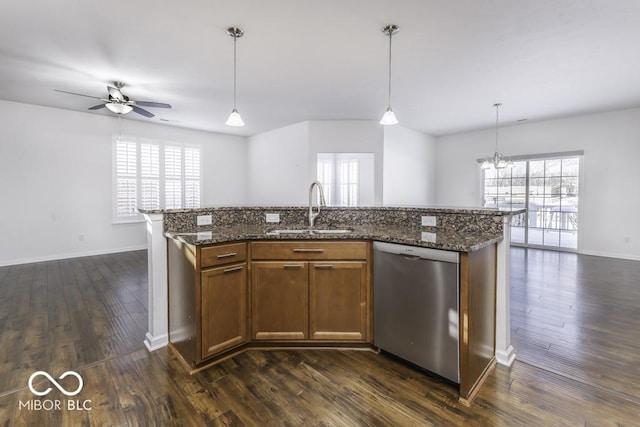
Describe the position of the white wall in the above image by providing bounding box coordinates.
[383,125,436,206]
[246,121,309,205]
[246,120,385,206]
[246,120,437,207]
[308,120,384,205]
[0,100,247,266]
[435,107,640,260]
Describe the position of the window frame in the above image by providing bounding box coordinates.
[479,151,583,252]
[112,135,202,224]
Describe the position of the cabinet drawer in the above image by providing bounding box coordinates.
[251,241,368,260]
[200,242,247,268]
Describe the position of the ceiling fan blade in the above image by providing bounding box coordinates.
[134,101,172,109]
[54,89,102,100]
[131,105,155,118]
[107,85,124,101]
[88,104,107,110]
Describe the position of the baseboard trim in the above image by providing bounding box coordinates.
[0,245,148,267]
[579,250,640,262]
[144,332,169,352]
[496,345,516,367]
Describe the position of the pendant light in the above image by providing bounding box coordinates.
[225,27,245,127]
[481,103,514,170]
[380,24,399,125]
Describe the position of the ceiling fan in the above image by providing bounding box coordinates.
[55,81,171,118]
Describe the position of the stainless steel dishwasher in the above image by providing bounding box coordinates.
[373,241,460,383]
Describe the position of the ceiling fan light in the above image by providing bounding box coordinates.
[225,109,245,127]
[106,103,133,115]
[380,107,398,125]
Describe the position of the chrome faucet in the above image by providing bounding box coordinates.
[308,181,326,228]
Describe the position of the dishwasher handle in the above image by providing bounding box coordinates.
[373,241,459,264]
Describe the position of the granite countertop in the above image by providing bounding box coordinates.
[141,205,523,216]
[165,224,503,252]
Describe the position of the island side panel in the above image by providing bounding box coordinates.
[459,243,497,404]
[167,239,198,366]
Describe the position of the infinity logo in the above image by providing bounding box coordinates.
[28,371,84,397]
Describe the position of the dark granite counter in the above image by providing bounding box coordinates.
[148,205,525,253]
[165,224,503,252]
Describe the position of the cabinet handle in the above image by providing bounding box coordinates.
[223,266,244,274]
[283,264,304,269]
[293,248,324,253]
[217,252,238,258]
[314,264,334,269]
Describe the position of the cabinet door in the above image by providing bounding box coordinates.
[251,262,309,340]
[309,261,368,341]
[201,263,247,359]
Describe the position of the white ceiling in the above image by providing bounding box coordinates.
[2,0,639,137]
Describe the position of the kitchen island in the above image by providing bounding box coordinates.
[140,205,522,404]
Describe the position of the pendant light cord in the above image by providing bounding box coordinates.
[494,103,501,152]
[232,31,238,110]
[387,30,393,108]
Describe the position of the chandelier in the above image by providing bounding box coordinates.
[481,103,513,170]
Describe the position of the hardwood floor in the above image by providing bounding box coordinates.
[1,248,639,425]
[510,247,640,403]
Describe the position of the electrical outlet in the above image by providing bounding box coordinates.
[266,213,280,223]
[197,215,212,226]
[421,231,437,243]
[421,215,437,227]
[197,231,213,240]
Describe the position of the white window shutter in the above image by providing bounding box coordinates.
[113,138,201,222]
[115,141,138,218]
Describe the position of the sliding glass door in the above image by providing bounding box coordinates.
[482,155,580,250]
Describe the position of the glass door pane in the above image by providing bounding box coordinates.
[509,161,527,244]
[482,155,580,250]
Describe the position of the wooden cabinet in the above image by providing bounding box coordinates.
[250,241,370,342]
[251,262,309,340]
[458,244,497,405]
[201,262,247,358]
[309,262,367,340]
[168,240,248,367]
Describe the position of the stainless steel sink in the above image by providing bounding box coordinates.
[310,229,353,234]
[265,229,311,235]
[265,228,353,236]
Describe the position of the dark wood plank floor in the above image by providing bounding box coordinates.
[1,248,639,425]
[510,247,640,403]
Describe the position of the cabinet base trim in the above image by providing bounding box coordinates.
[204,335,246,359]
[312,332,364,340]
[458,357,496,406]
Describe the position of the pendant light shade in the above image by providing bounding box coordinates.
[380,24,399,126]
[225,27,245,127]
[225,108,245,127]
[380,107,398,125]
[480,103,514,170]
